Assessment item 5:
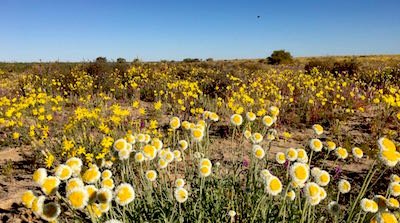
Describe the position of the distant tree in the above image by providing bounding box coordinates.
[117,58,126,63]
[86,57,111,92]
[132,58,141,63]
[206,58,214,62]
[183,58,201,63]
[96,57,107,63]
[267,50,293,65]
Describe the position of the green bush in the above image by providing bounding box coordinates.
[304,58,360,75]
[183,58,201,63]
[304,58,333,73]
[267,50,293,65]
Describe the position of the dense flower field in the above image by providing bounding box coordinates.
[0,58,399,222]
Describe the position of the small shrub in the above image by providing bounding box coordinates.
[305,58,360,75]
[183,58,201,63]
[332,59,360,75]
[304,58,334,73]
[267,50,293,65]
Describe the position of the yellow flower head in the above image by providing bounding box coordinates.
[33,168,47,186]
[379,150,400,167]
[102,178,115,190]
[67,187,89,209]
[260,169,272,182]
[377,211,398,223]
[391,174,400,183]
[276,152,286,164]
[296,149,308,163]
[386,198,399,210]
[31,195,45,217]
[173,150,181,159]
[134,152,145,163]
[312,124,324,135]
[246,111,256,121]
[178,140,188,150]
[170,116,181,130]
[115,183,135,206]
[310,139,323,152]
[326,141,336,151]
[88,203,103,218]
[41,176,60,195]
[182,121,191,130]
[290,162,310,184]
[98,202,111,213]
[152,138,163,151]
[262,115,274,127]
[305,182,321,199]
[352,147,363,159]
[251,132,263,144]
[336,147,349,160]
[158,158,169,169]
[143,145,157,160]
[311,167,321,178]
[209,112,219,122]
[266,176,282,196]
[286,190,296,201]
[244,130,252,139]
[191,128,204,142]
[145,170,157,182]
[82,165,101,184]
[286,148,298,161]
[118,149,131,160]
[163,150,175,163]
[361,198,377,213]
[253,145,265,159]
[113,138,128,152]
[315,170,330,187]
[66,177,84,193]
[66,157,83,176]
[230,114,243,126]
[200,158,212,168]
[126,134,136,144]
[378,137,397,152]
[175,178,185,188]
[55,164,72,181]
[338,179,351,194]
[126,143,133,152]
[389,182,400,197]
[269,106,279,117]
[199,165,211,177]
[102,170,112,179]
[319,187,327,201]
[144,134,151,143]
[136,133,146,143]
[174,187,189,203]
[21,190,36,208]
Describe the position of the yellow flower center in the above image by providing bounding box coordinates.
[117,187,134,203]
[295,166,307,181]
[382,138,396,152]
[269,178,281,191]
[68,191,86,208]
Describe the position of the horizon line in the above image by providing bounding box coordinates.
[1,53,399,63]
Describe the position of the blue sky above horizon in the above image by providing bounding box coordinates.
[1,0,400,62]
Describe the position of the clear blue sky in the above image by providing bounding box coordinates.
[1,0,399,62]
